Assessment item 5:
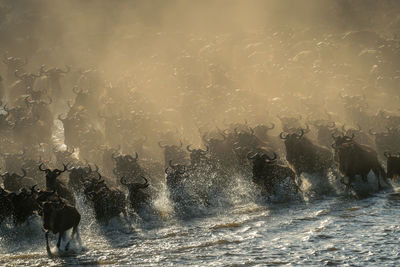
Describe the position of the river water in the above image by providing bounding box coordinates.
[0,173,399,267]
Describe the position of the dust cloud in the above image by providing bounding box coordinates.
[1,0,400,157]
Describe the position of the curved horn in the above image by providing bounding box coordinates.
[111,152,118,160]
[120,177,129,186]
[265,152,277,162]
[14,70,23,79]
[59,65,70,73]
[246,151,257,160]
[158,141,167,148]
[279,132,288,140]
[72,86,81,94]
[267,122,275,130]
[186,144,194,152]
[139,176,149,188]
[20,168,27,178]
[296,129,304,138]
[38,163,48,172]
[134,152,138,160]
[31,184,39,193]
[57,113,67,121]
[61,164,68,173]
[369,129,377,136]
[169,160,177,168]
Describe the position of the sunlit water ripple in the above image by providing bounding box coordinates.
[0,181,399,266]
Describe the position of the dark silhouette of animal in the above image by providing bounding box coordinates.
[120,176,150,212]
[332,134,387,188]
[38,163,75,204]
[280,128,333,175]
[384,152,400,180]
[39,199,80,254]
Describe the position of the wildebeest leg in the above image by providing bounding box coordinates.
[361,174,368,183]
[340,175,352,190]
[372,167,383,189]
[66,225,79,251]
[45,232,52,255]
[57,231,64,248]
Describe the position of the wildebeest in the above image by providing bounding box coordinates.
[38,163,75,204]
[247,151,298,196]
[186,144,211,168]
[84,173,126,222]
[384,152,400,180]
[0,168,34,192]
[332,134,387,188]
[112,151,145,179]
[309,119,336,148]
[369,127,400,155]
[8,188,38,224]
[158,140,187,167]
[120,176,150,212]
[39,199,81,254]
[35,65,70,98]
[0,187,13,223]
[280,128,333,175]
[2,55,27,84]
[67,164,96,191]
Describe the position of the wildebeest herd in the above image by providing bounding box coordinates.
[1,25,400,256]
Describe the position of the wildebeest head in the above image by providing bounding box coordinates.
[14,70,40,88]
[186,144,209,166]
[278,114,302,132]
[68,164,97,190]
[2,150,25,172]
[40,65,70,81]
[279,128,306,146]
[120,176,149,192]
[0,168,27,191]
[331,132,355,149]
[53,147,75,165]
[253,123,275,139]
[159,140,186,165]
[331,133,355,162]
[39,163,68,190]
[247,151,277,166]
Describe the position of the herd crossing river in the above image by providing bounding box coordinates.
[0,178,399,266]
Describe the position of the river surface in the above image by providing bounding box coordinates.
[0,176,399,267]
